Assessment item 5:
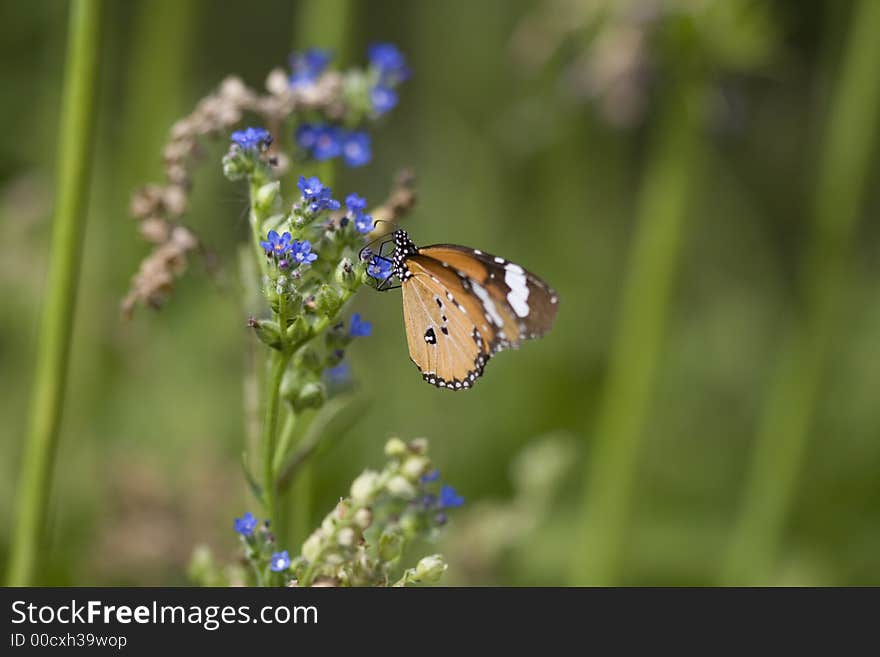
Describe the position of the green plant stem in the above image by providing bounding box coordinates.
[249,181,270,279]
[261,349,293,530]
[274,410,299,474]
[571,75,708,586]
[720,0,880,585]
[277,0,353,559]
[7,0,103,587]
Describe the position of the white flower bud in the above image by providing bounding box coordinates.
[302,530,323,563]
[414,554,447,583]
[408,437,429,454]
[351,470,380,503]
[386,474,416,497]
[384,437,407,457]
[402,456,429,481]
[353,507,373,529]
[337,527,355,547]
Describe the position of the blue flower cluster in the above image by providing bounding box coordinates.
[297,175,341,213]
[296,124,372,167]
[345,193,374,235]
[260,230,317,268]
[234,512,293,575]
[286,42,408,168]
[289,48,331,87]
[368,43,410,117]
[231,127,272,151]
[417,470,465,527]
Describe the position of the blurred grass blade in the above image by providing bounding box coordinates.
[572,75,708,586]
[721,0,880,585]
[294,0,355,65]
[7,0,104,586]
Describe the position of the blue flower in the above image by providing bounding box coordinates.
[324,361,352,386]
[344,194,373,234]
[367,257,393,281]
[349,313,372,337]
[341,131,371,167]
[298,175,326,198]
[270,550,291,572]
[234,512,258,536]
[368,43,410,84]
[439,484,464,508]
[312,125,343,160]
[291,239,318,265]
[295,123,321,150]
[371,85,398,115]
[290,48,331,87]
[345,193,367,215]
[260,230,294,258]
[298,176,340,213]
[421,469,441,483]
[230,126,272,151]
[354,213,374,234]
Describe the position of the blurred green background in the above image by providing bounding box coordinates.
[2,0,879,586]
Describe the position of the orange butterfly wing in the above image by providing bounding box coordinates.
[416,244,559,344]
[401,256,492,389]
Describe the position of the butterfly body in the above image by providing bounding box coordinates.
[386,229,558,390]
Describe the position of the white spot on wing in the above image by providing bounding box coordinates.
[505,263,530,318]
[472,281,505,327]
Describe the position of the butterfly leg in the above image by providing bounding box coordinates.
[376,266,401,292]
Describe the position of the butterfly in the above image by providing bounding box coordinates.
[366,229,559,390]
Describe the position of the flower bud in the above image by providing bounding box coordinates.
[285,315,309,343]
[384,437,407,458]
[402,456,429,481]
[386,474,416,498]
[408,438,429,454]
[335,257,359,290]
[222,152,250,181]
[324,552,344,566]
[292,380,325,412]
[315,284,343,316]
[254,181,281,215]
[414,554,447,583]
[297,347,322,372]
[399,511,420,536]
[353,507,373,529]
[350,470,380,503]
[337,527,355,547]
[379,524,404,562]
[248,317,282,350]
[302,530,324,563]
